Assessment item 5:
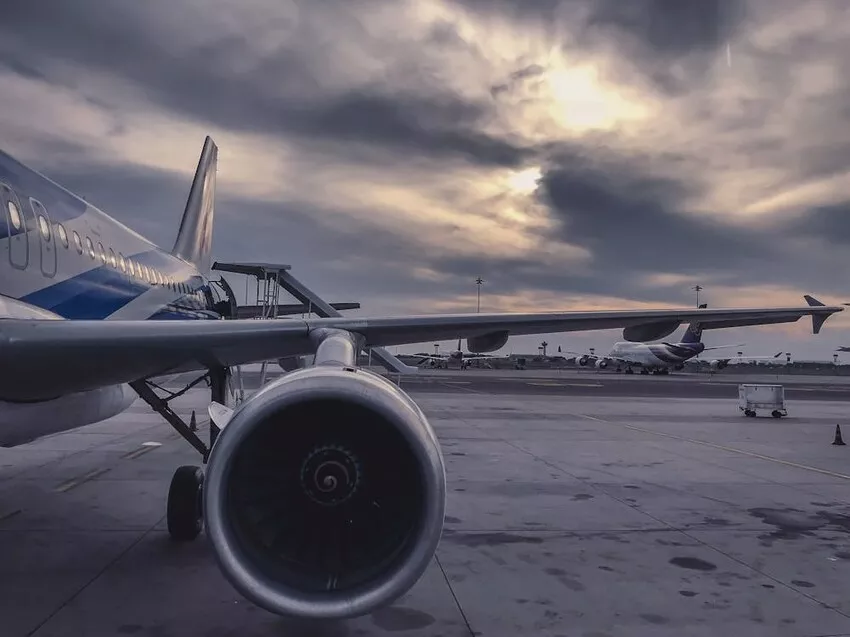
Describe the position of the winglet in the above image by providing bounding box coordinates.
[804,294,833,334]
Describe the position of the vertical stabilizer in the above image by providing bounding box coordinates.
[681,322,703,344]
[172,136,218,276]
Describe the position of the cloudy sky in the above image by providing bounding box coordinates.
[1,0,849,358]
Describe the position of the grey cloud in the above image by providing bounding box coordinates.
[787,202,850,246]
[0,0,529,168]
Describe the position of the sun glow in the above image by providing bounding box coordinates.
[545,65,648,132]
[506,166,542,194]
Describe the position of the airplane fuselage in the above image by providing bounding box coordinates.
[0,148,220,443]
[608,340,705,369]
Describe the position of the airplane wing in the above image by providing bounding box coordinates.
[0,300,840,400]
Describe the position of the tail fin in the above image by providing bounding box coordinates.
[172,136,218,276]
[681,322,703,344]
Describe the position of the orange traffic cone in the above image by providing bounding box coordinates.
[832,424,845,446]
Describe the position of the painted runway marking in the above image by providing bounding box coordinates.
[55,467,111,493]
[122,444,161,460]
[0,509,22,522]
[527,382,603,388]
[577,413,850,481]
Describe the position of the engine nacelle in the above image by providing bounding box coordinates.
[578,356,590,366]
[595,359,608,369]
[623,321,680,342]
[710,359,729,370]
[203,365,446,620]
[467,331,509,354]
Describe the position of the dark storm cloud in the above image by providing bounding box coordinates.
[0,0,529,168]
[538,149,774,271]
[447,0,744,53]
[451,0,746,95]
[582,0,745,57]
[787,202,850,246]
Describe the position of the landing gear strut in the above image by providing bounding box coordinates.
[130,366,236,541]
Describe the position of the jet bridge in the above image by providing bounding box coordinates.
[211,261,418,378]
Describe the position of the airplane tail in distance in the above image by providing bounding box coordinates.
[681,322,703,344]
[172,136,218,276]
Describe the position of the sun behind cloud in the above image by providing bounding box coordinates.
[506,166,541,194]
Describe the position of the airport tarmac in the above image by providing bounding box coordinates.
[236,366,850,402]
[3,376,850,636]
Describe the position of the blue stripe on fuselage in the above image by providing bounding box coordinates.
[21,248,216,320]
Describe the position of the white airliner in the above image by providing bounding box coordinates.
[414,338,504,368]
[575,318,812,374]
[0,136,841,621]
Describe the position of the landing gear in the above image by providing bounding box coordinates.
[625,367,634,374]
[167,465,204,541]
[130,366,239,542]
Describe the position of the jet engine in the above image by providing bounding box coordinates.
[595,359,608,369]
[578,355,590,366]
[203,365,446,620]
[710,359,729,370]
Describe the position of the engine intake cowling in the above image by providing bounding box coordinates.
[203,366,446,619]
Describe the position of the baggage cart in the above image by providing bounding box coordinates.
[738,384,786,418]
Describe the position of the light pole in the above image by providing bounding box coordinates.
[692,285,703,308]
[475,277,485,313]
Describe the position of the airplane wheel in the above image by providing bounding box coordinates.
[167,465,204,541]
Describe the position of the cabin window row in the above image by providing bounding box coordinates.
[6,199,197,296]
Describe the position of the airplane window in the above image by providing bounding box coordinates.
[86,236,95,259]
[56,224,69,248]
[7,201,21,230]
[97,242,106,264]
[118,253,126,273]
[108,248,117,268]
[38,215,51,241]
[72,230,83,254]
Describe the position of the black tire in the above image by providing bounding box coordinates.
[771,410,782,418]
[745,410,756,418]
[167,465,204,541]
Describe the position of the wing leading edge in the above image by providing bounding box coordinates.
[0,299,840,400]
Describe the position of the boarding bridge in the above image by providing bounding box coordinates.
[211,261,418,387]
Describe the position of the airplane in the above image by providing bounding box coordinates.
[0,135,842,621]
[573,322,794,374]
[413,338,505,368]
